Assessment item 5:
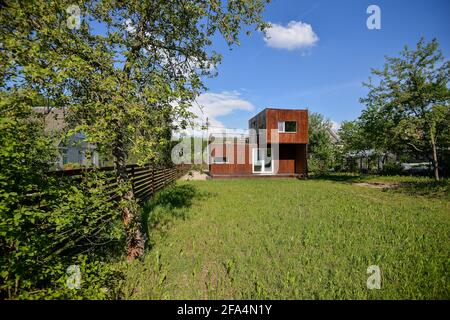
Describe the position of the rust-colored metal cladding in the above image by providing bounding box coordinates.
[209,108,309,179]
[209,141,254,175]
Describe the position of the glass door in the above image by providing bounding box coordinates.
[252,148,273,174]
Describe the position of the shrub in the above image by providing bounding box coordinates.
[381,161,404,175]
[308,156,332,175]
[0,103,124,299]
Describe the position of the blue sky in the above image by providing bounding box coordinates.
[199,0,450,131]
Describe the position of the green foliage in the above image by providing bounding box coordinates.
[380,161,404,176]
[16,255,123,300]
[338,120,375,172]
[359,38,449,179]
[0,100,124,299]
[339,121,367,155]
[308,112,339,174]
[0,0,269,166]
[62,162,83,170]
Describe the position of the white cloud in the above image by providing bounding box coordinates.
[264,21,319,50]
[194,91,255,128]
[176,91,255,137]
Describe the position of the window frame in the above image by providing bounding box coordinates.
[252,148,274,174]
[278,121,297,133]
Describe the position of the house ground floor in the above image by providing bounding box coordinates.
[208,142,307,179]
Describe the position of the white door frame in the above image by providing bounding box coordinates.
[252,147,273,174]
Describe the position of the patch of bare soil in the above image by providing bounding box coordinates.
[353,182,401,189]
[180,170,209,181]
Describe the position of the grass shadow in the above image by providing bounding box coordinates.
[310,173,363,183]
[141,183,213,248]
[383,180,450,199]
[311,173,449,199]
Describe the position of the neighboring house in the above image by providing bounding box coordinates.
[208,108,308,178]
[33,107,99,168]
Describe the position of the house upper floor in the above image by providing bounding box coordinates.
[248,108,308,144]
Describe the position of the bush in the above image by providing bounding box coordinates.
[308,156,333,175]
[381,161,404,175]
[0,103,124,299]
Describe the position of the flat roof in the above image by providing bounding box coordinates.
[249,107,308,119]
[263,107,308,111]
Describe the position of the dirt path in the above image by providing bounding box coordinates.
[180,170,209,181]
[352,182,401,189]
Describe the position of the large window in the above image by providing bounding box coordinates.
[278,121,297,133]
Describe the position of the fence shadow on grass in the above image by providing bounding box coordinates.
[141,183,214,248]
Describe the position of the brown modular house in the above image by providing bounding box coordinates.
[208,108,308,178]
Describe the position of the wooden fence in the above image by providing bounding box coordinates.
[50,164,191,203]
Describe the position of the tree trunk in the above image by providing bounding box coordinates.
[430,130,440,181]
[113,133,145,261]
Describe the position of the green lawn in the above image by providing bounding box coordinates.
[120,175,450,299]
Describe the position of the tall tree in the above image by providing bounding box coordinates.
[0,0,269,260]
[308,112,337,174]
[360,38,449,180]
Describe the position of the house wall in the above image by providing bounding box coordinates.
[266,109,308,144]
[276,144,307,175]
[248,111,266,131]
[58,133,99,168]
[209,142,308,176]
[209,142,253,175]
[278,144,296,174]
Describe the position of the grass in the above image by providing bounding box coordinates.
[120,175,450,299]
[313,174,450,200]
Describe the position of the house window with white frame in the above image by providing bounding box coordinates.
[278,121,297,133]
